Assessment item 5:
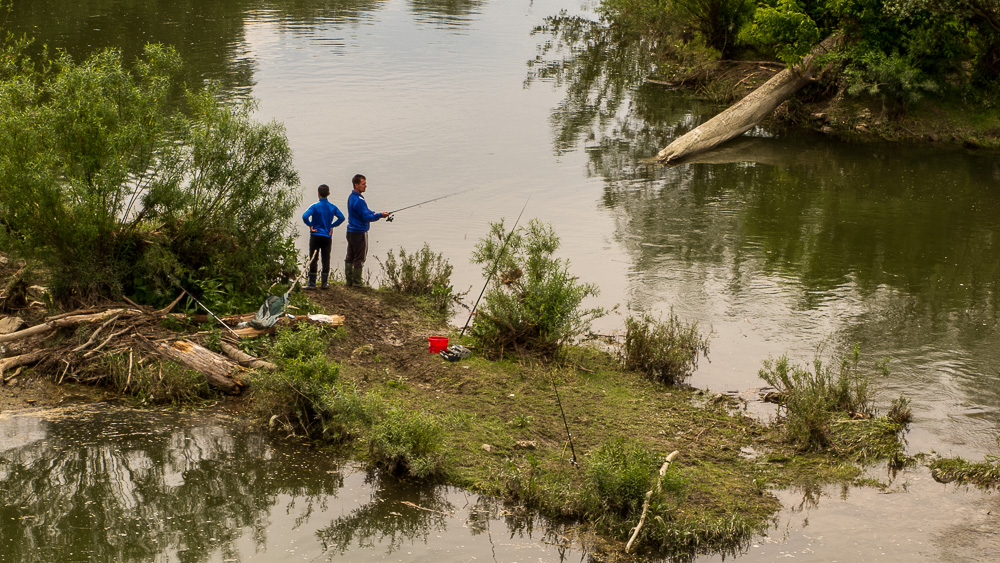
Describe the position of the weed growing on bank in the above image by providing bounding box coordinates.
[620,311,710,385]
[103,352,212,406]
[759,344,912,462]
[252,324,446,477]
[378,243,456,315]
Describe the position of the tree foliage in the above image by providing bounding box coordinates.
[0,38,300,307]
[469,219,604,359]
[595,0,1000,109]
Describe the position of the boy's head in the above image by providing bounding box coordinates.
[318,184,330,198]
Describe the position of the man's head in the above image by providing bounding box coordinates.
[352,174,367,193]
[318,184,330,198]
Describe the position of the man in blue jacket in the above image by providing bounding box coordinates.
[302,184,345,289]
[345,174,388,288]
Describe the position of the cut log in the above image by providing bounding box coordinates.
[153,340,245,394]
[220,341,277,371]
[655,35,838,164]
[0,309,138,344]
[0,350,49,378]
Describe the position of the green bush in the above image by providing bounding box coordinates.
[470,219,604,359]
[620,311,710,386]
[759,344,887,450]
[585,438,661,517]
[267,324,331,366]
[367,405,445,478]
[0,39,299,307]
[379,243,455,313]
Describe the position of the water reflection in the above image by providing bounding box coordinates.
[0,405,577,563]
[0,406,342,562]
[529,13,1000,454]
[4,0,482,94]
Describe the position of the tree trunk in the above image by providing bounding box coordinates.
[0,350,48,378]
[220,341,277,371]
[655,35,838,164]
[154,340,245,394]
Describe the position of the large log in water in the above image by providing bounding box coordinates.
[655,35,838,164]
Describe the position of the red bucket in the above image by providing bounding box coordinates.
[428,336,449,353]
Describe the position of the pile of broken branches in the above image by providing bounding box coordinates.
[0,294,342,394]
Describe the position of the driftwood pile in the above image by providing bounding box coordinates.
[0,294,343,394]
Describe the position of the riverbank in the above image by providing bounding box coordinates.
[0,274,914,560]
[662,59,1000,151]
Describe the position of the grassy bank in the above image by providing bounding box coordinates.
[233,284,911,560]
[0,256,913,560]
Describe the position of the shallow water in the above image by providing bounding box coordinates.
[6,0,1000,560]
[0,405,577,562]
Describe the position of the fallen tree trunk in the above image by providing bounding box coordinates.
[0,350,49,378]
[0,308,138,344]
[152,340,245,394]
[655,35,838,164]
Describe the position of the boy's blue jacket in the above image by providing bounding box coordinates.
[346,191,383,233]
[302,198,345,237]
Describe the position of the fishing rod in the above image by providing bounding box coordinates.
[458,197,530,339]
[552,374,579,468]
[385,187,478,222]
[182,289,241,339]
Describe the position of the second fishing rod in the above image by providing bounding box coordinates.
[384,187,479,222]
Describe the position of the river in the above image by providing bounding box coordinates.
[4,0,1000,561]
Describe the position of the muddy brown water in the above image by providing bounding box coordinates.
[5,0,1000,560]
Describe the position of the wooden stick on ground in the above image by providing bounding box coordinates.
[220,342,277,371]
[626,450,680,553]
[0,309,136,344]
[71,314,120,353]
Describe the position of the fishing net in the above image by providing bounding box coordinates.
[250,294,288,329]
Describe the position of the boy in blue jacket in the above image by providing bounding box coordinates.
[302,184,345,289]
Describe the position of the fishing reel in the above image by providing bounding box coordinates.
[386,215,394,222]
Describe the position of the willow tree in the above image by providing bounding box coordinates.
[0,38,300,306]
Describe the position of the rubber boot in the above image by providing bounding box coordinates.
[304,273,317,290]
[344,263,354,287]
[353,266,367,288]
[320,273,329,290]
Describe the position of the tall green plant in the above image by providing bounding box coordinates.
[0,39,299,306]
[470,219,604,359]
[379,243,455,313]
[759,345,894,451]
[621,311,710,385]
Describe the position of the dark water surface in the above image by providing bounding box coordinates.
[5,0,1000,560]
[0,405,570,562]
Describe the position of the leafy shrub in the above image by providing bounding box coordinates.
[585,438,660,517]
[267,324,330,366]
[740,0,821,65]
[470,219,604,359]
[759,344,889,450]
[0,40,299,306]
[379,243,455,313]
[368,405,445,478]
[620,311,711,386]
